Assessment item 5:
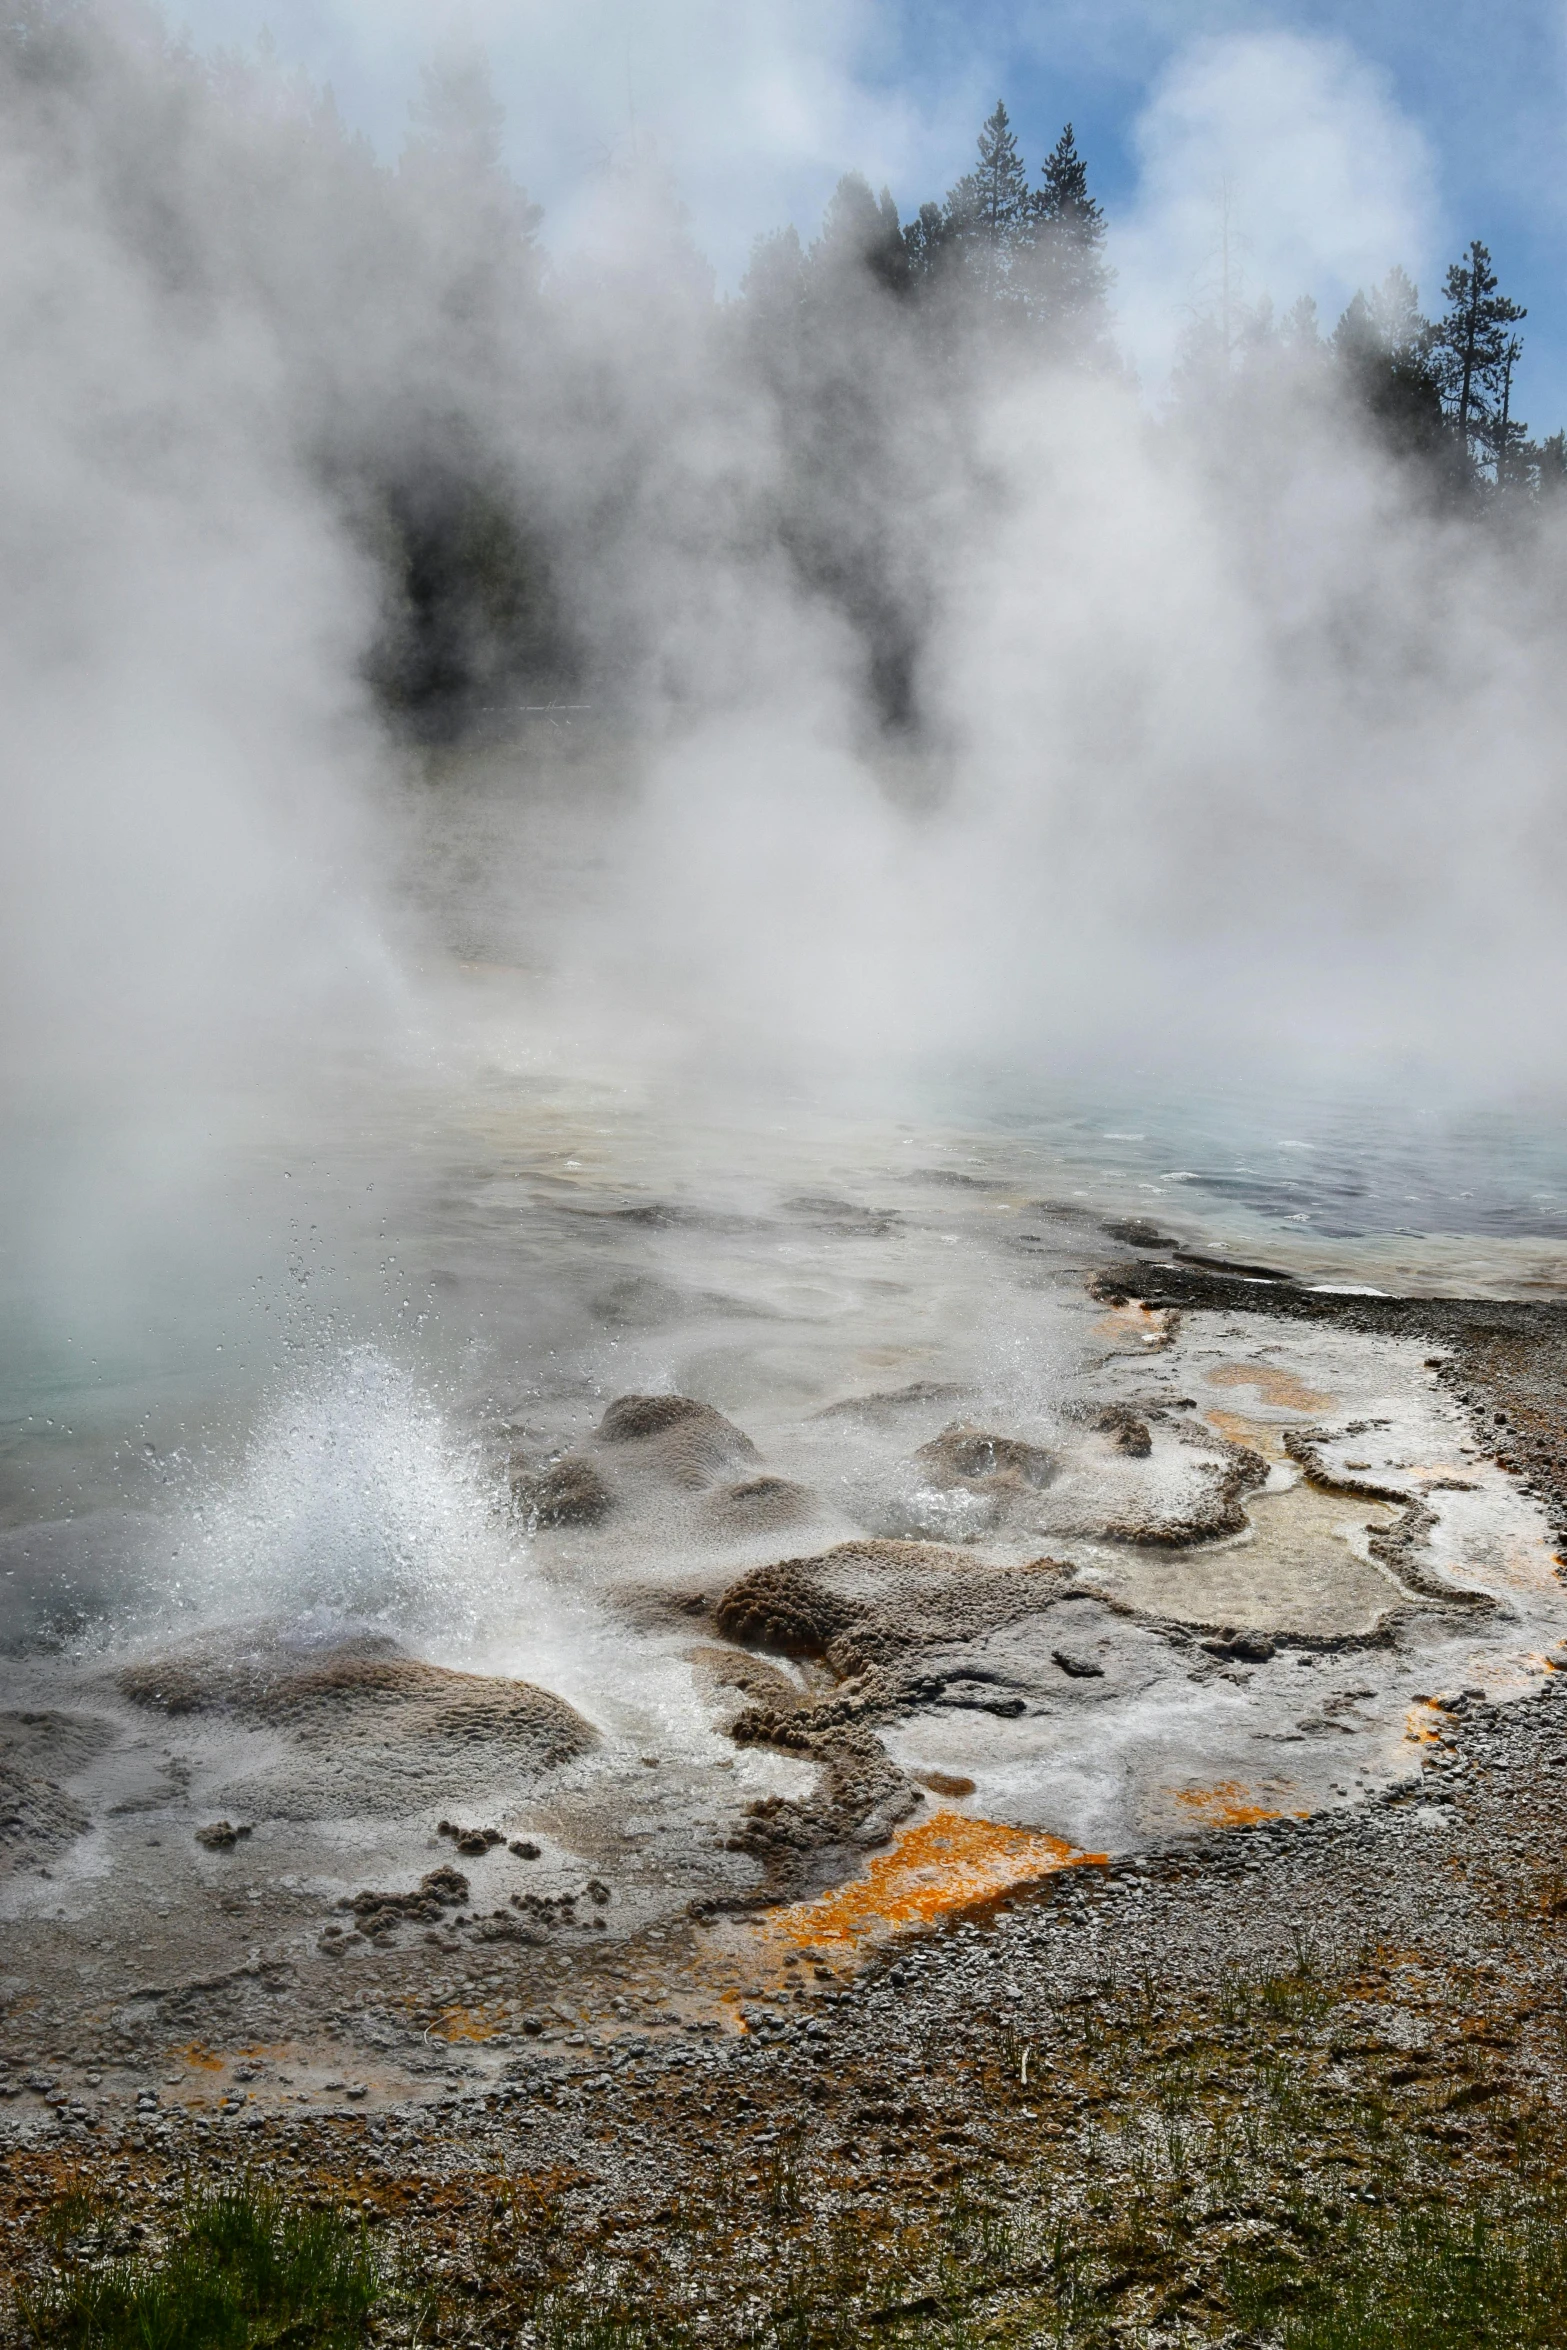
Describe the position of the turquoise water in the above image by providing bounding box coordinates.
[965,1071,1567,1244]
[4,1032,1566,1651]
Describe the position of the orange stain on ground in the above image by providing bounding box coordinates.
[1205,1408,1287,1458]
[177,2044,225,2072]
[1093,1301,1173,1349]
[1480,1654,1555,1697]
[1169,1781,1301,1828]
[1205,1363,1335,1413]
[431,2005,511,2044]
[747,1809,1106,1961]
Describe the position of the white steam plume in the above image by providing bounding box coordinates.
[1114,32,1439,382]
[2,0,1565,1153]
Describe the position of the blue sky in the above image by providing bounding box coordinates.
[952,2,1565,413]
[175,0,1567,425]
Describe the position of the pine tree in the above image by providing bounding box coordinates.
[813,172,907,296]
[740,223,807,349]
[399,49,543,319]
[902,200,952,286]
[1281,293,1321,351]
[1332,268,1446,464]
[971,100,1032,243]
[1538,430,1567,500]
[1036,122,1102,241]
[1365,264,1426,356]
[406,50,508,181]
[943,101,1031,300]
[1431,240,1525,468]
[1481,336,1529,490]
[1023,121,1113,360]
[870,185,907,295]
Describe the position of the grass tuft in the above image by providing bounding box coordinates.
[21,2181,381,2350]
[1227,2192,1567,2348]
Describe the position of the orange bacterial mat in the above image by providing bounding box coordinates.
[748,1808,1106,1960]
[1169,1780,1303,1828]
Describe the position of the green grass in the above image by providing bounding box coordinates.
[17,1944,1567,2350]
[530,2287,696,2350]
[510,2187,1567,2350]
[21,2169,1567,2350]
[21,2183,382,2350]
[1227,2194,1567,2349]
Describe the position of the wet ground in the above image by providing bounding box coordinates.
[6,1450,1567,2346]
[7,1025,1567,2344]
[4,1187,1567,2172]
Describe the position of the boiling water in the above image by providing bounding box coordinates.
[5,864,1567,1982]
[5,1011,1567,1658]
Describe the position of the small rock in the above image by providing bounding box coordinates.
[1052,1649,1106,1679]
[439,1822,504,1855]
[511,1454,615,1527]
[1101,1218,1176,1250]
[1201,1629,1276,1663]
[340,1865,470,1939]
[1094,1405,1153,1456]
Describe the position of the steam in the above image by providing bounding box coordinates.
[3,0,1566,1165]
[0,39,396,1101]
[1116,32,1438,379]
[174,1348,516,1643]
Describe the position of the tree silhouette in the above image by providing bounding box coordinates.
[1331,267,1447,464]
[814,172,908,296]
[1025,122,1113,361]
[1431,240,1525,470]
[943,101,1032,300]
[1480,336,1530,489]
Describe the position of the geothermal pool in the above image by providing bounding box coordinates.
[4,1043,1566,2030]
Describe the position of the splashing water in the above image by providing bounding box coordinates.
[175,1347,519,1647]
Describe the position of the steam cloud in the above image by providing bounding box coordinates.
[3,0,1565,1136]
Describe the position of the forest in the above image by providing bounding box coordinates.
[751,97,1552,501]
[0,0,1558,744]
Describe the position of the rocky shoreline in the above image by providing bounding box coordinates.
[7,1661,1567,2342]
[7,1254,1567,2343]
